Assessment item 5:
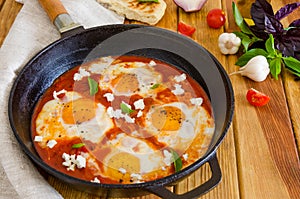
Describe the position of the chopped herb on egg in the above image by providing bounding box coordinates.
[72,143,85,149]
[88,77,99,96]
[120,102,134,114]
[150,83,160,89]
[170,149,183,172]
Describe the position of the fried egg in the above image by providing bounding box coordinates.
[96,60,162,97]
[35,91,114,147]
[144,102,212,154]
[101,133,164,183]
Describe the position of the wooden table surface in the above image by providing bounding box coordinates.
[1,0,299,198]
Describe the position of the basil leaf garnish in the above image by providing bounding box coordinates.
[88,77,99,96]
[120,102,134,114]
[170,149,182,173]
[72,143,85,149]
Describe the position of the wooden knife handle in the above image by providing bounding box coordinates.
[38,0,68,23]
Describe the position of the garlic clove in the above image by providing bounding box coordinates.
[231,55,270,82]
[173,0,208,12]
[244,69,270,82]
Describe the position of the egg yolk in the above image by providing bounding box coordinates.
[106,152,140,183]
[113,73,139,93]
[151,106,185,131]
[62,98,96,124]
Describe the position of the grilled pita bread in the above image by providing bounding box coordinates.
[97,0,167,25]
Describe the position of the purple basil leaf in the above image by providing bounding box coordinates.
[251,0,274,30]
[286,28,300,51]
[265,15,284,35]
[276,28,300,59]
[249,25,269,40]
[289,19,300,28]
[277,40,294,58]
[274,3,300,20]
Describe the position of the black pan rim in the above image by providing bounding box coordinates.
[8,24,234,190]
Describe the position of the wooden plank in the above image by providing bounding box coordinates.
[175,0,240,199]
[275,0,300,154]
[0,0,22,47]
[227,0,300,198]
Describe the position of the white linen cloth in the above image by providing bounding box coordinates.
[0,0,124,198]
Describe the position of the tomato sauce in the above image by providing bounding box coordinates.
[31,55,214,184]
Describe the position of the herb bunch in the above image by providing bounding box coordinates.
[232,0,300,79]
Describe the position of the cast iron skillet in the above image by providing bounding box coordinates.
[8,0,234,198]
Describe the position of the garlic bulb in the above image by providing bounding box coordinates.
[218,33,241,55]
[231,55,270,82]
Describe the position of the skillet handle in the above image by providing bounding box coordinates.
[145,153,222,199]
[38,0,81,34]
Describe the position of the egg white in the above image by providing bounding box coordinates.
[104,133,164,174]
[96,61,162,97]
[35,91,114,146]
[144,102,213,153]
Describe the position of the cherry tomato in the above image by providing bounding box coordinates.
[246,88,270,106]
[178,21,196,36]
[206,8,226,29]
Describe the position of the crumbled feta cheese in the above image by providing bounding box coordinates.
[73,68,90,81]
[75,155,86,169]
[183,153,188,161]
[118,168,127,174]
[34,136,43,142]
[137,110,143,117]
[161,166,166,171]
[122,101,132,110]
[68,164,76,171]
[124,114,135,123]
[114,109,123,119]
[174,73,187,82]
[47,140,57,148]
[62,153,86,171]
[91,177,101,183]
[171,84,185,95]
[106,107,115,118]
[103,93,114,102]
[53,89,67,101]
[149,60,156,66]
[107,106,135,123]
[190,97,203,106]
[134,99,145,110]
[130,173,142,182]
[163,150,173,166]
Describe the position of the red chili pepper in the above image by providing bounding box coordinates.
[246,88,270,106]
[178,21,196,36]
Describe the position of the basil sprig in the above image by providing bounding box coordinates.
[233,1,300,79]
[235,34,300,79]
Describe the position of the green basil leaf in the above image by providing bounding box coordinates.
[269,58,282,80]
[138,0,158,2]
[88,77,99,96]
[234,32,252,51]
[232,2,254,35]
[120,102,134,114]
[150,83,160,89]
[170,149,182,172]
[72,143,85,149]
[283,56,300,77]
[235,49,268,66]
[265,34,276,55]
